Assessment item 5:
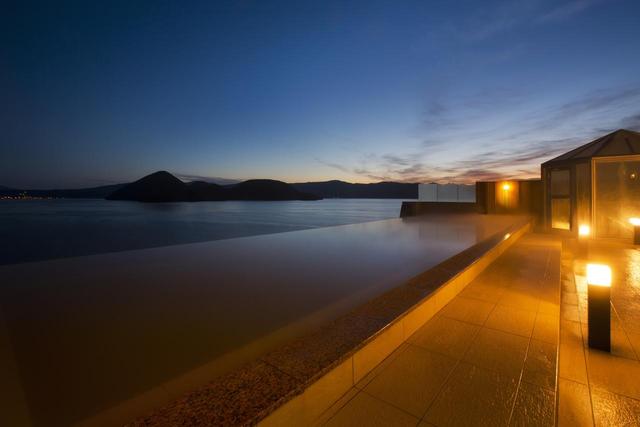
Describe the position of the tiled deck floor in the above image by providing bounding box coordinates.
[558,240,640,426]
[316,234,561,426]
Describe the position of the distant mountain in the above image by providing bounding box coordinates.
[293,180,418,199]
[1,176,418,201]
[228,179,320,201]
[186,180,227,201]
[0,183,125,198]
[106,172,320,202]
[106,171,224,202]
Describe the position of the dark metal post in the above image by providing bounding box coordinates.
[587,264,611,352]
[587,284,611,351]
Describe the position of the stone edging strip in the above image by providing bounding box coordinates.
[132,218,531,427]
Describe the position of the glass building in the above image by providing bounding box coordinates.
[542,129,640,238]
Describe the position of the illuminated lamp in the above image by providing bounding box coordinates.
[586,263,611,351]
[578,224,590,238]
[502,183,511,191]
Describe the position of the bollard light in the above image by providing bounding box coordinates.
[629,218,640,245]
[586,263,611,352]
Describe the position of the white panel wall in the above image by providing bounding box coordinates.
[418,183,476,203]
[418,184,437,201]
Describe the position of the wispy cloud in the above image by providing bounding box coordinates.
[537,0,603,23]
[449,0,605,44]
[322,82,640,184]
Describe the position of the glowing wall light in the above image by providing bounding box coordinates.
[578,224,590,238]
[586,263,611,351]
[497,181,516,209]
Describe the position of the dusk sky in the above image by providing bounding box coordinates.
[2,0,640,188]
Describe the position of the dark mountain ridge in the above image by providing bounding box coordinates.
[106,172,320,202]
[1,176,419,200]
[228,179,319,201]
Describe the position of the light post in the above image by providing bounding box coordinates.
[586,263,612,352]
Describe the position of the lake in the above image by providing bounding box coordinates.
[0,198,407,265]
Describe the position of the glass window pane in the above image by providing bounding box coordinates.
[595,159,640,238]
[551,198,570,230]
[550,170,570,196]
[575,163,591,226]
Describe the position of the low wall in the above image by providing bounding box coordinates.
[400,201,482,217]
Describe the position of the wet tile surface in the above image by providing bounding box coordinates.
[510,381,555,426]
[323,391,418,427]
[591,388,640,426]
[320,233,562,426]
[558,378,593,427]
[439,296,495,325]
[424,362,519,426]
[484,305,536,338]
[522,339,557,390]
[363,344,457,417]
[558,239,640,426]
[463,328,529,376]
[407,315,480,360]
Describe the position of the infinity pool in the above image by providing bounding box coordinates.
[0,214,525,426]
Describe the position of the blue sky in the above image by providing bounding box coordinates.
[2,0,639,188]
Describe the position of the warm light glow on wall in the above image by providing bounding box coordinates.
[496,181,517,209]
[587,264,612,287]
[578,224,590,237]
[629,218,640,226]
